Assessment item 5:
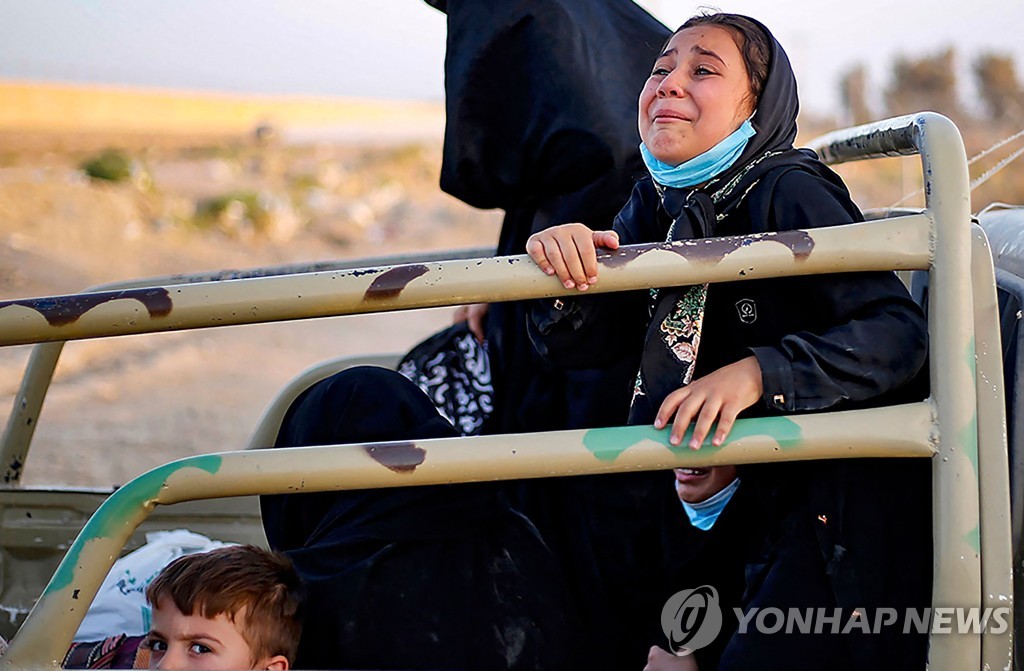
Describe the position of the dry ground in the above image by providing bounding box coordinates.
[0,127,501,488]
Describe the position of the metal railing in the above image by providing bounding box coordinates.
[0,247,493,486]
[0,113,1008,670]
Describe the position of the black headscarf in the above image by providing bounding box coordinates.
[629,16,837,416]
[260,367,497,553]
[652,16,845,241]
[736,16,800,164]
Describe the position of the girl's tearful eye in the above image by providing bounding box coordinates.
[188,643,213,655]
[651,67,671,77]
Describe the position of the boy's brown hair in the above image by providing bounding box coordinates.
[145,545,304,664]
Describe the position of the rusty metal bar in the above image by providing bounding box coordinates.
[1,402,936,668]
[0,216,931,349]
[970,225,1014,668]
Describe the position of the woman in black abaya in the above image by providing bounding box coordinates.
[260,367,577,670]
[527,13,932,671]
[262,3,675,669]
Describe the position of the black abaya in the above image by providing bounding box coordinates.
[261,367,578,670]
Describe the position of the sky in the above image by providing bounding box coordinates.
[1,1,1023,116]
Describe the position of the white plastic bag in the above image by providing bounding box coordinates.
[73,529,234,642]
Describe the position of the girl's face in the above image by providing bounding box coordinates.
[674,465,738,505]
[638,25,755,167]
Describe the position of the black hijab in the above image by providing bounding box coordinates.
[658,16,827,230]
[260,367,500,553]
[631,16,855,420]
[736,16,800,166]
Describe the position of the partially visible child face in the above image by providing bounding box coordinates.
[146,597,287,671]
[638,25,754,166]
[674,465,738,504]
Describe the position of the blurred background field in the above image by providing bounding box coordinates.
[1,1,1022,488]
[0,83,499,488]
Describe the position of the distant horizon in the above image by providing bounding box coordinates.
[2,1,1022,117]
[0,79,447,138]
[0,76,447,103]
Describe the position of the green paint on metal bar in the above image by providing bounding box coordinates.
[965,524,981,555]
[714,415,804,447]
[45,455,222,594]
[962,338,980,477]
[582,416,803,462]
[582,424,667,462]
[960,413,979,478]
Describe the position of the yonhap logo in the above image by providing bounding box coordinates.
[661,585,724,654]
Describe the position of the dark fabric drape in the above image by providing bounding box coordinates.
[266,5,674,668]
[422,4,681,667]
[428,0,670,434]
[261,367,578,670]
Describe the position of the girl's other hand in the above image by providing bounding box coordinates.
[453,303,489,342]
[526,224,619,292]
[643,646,699,671]
[655,356,764,449]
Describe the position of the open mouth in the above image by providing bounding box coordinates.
[675,467,710,482]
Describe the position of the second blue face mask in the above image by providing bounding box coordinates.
[640,118,757,189]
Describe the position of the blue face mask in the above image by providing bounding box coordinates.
[679,477,741,531]
[640,119,757,189]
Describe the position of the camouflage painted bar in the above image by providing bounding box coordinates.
[1,342,62,486]
[0,112,990,670]
[914,114,980,669]
[2,402,936,668]
[93,245,495,289]
[0,249,492,485]
[808,112,983,669]
[970,227,1014,669]
[0,216,931,348]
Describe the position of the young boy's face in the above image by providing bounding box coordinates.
[146,597,288,671]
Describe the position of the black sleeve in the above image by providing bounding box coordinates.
[526,181,658,370]
[748,170,928,412]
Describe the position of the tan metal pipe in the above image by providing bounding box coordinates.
[2,401,936,668]
[0,216,931,348]
[920,114,982,669]
[970,225,1014,669]
[0,249,491,486]
[812,111,983,670]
